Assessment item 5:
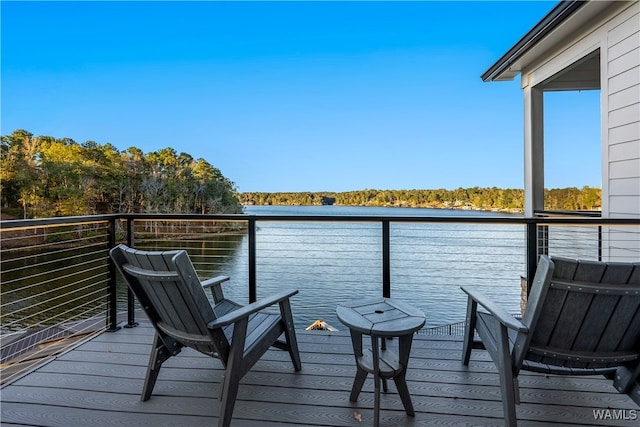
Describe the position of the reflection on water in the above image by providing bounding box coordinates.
[122,233,248,306]
[240,206,528,329]
[2,244,110,332]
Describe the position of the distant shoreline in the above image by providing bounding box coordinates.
[243,202,524,215]
[240,187,602,213]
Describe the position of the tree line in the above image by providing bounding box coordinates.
[241,186,602,212]
[1,130,242,219]
[1,129,601,219]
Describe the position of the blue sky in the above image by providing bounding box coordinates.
[1,1,601,193]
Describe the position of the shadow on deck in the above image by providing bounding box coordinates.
[1,323,637,426]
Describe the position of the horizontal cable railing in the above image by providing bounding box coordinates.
[0,218,115,385]
[389,221,526,329]
[127,218,250,281]
[122,214,639,332]
[240,219,525,329]
[1,212,638,385]
[535,210,639,263]
[253,220,384,330]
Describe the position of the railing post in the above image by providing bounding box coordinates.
[127,217,134,247]
[382,219,391,298]
[538,225,549,257]
[125,218,138,328]
[248,218,257,303]
[526,221,538,296]
[598,225,602,261]
[107,218,120,331]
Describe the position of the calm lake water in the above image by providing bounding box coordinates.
[219,205,527,330]
[4,205,598,332]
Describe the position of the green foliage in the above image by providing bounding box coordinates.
[1,129,601,218]
[1,129,242,218]
[242,186,602,212]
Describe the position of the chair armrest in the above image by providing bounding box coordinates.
[201,275,230,288]
[461,286,528,333]
[201,275,230,304]
[207,289,299,329]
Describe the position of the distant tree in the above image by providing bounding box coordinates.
[0,129,242,218]
[242,186,600,213]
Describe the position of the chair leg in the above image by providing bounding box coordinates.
[279,299,302,371]
[498,369,519,427]
[462,298,478,365]
[142,333,174,401]
[614,364,640,394]
[496,325,518,427]
[218,318,248,427]
[219,366,242,427]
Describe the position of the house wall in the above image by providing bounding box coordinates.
[603,2,640,219]
[521,1,639,261]
[603,2,639,261]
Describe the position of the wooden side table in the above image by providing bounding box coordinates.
[336,297,426,426]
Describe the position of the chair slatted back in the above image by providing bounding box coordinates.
[111,245,220,356]
[516,256,640,372]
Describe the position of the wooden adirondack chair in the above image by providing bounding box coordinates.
[461,255,640,426]
[110,244,302,427]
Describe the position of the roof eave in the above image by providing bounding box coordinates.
[481,0,588,82]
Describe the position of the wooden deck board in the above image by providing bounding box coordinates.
[1,323,638,426]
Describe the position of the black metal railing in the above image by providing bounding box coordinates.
[1,212,638,384]
[0,215,116,385]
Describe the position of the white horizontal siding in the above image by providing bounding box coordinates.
[609,102,640,128]
[609,30,640,60]
[609,139,640,162]
[609,121,640,144]
[606,3,640,221]
[609,177,640,195]
[608,48,640,77]
[609,195,640,215]
[606,229,640,262]
[609,85,639,113]
[609,158,640,179]
[608,66,640,93]
[608,6,639,46]
[602,223,640,262]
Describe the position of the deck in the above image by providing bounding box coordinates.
[1,322,638,427]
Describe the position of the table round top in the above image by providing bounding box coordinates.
[336,297,426,336]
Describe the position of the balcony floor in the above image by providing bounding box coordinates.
[1,322,638,427]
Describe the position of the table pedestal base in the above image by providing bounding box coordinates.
[336,298,426,427]
[348,334,416,427]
